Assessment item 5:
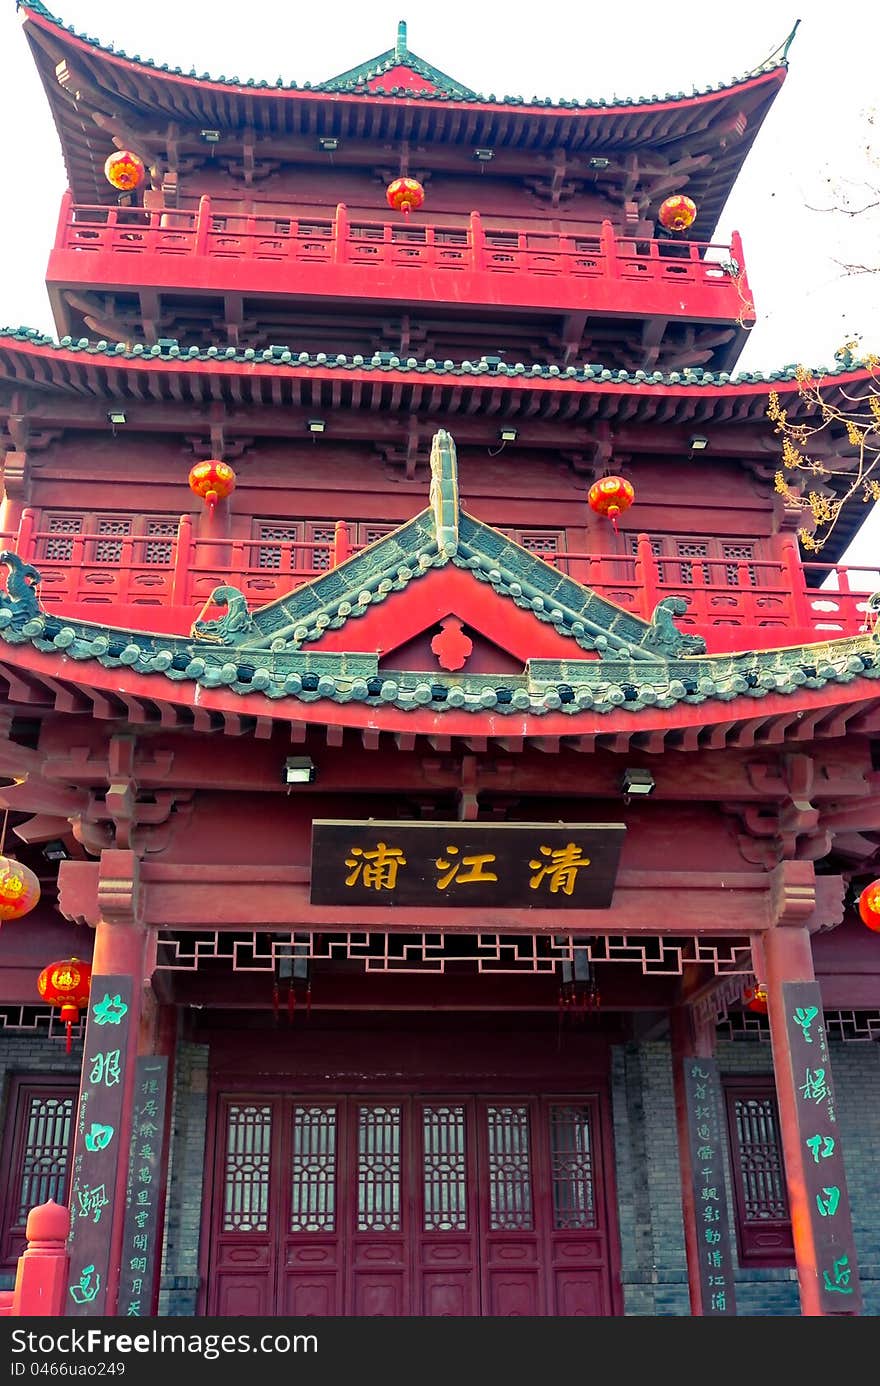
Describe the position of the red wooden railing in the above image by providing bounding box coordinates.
[53,194,749,311]
[0,1200,69,1318]
[3,510,876,643]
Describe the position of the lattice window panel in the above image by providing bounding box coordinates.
[423,1105,467,1232]
[255,522,301,570]
[675,541,710,585]
[357,1105,401,1232]
[222,1104,272,1232]
[290,1105,336,1233]
[94,517,132,564]
[43,515,83,561]
[309,525,335,571]
[730,1095,789,1222]
[486,1105,533,1230]
[361,525,395,547]
[722,542,758,587]
[549,1104,596,1230]
[144,519,177,565]
[518,531,562,557]
[16,1093,75,1221]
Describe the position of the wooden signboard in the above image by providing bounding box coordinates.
[65,975,134,1317]
[781,982,863,1313]
[682,1057,737,1316]
[119,1055,170,1318]
[310,820,626,908]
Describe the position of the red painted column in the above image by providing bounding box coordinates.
[757,924,824,1315]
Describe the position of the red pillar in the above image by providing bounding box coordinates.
[758,925,824,1315]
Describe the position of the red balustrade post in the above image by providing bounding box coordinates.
[634,532,659,620]
[54,188,74,250]
[469,210,485,272]
[332,520,351,567]
[599,220,617,278]
[11,1200,71,1317]
[781,535,812,629]
[194,195,211,257]
[333,203,348,264]
[172,514,193,607]
[14,506,36,563]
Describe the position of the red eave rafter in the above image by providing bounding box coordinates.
[0,637,878,751]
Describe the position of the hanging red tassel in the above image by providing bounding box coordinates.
[65,1020,73,1055]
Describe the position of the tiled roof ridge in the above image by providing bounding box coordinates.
[0,325,869,389]
[18,3,787,109]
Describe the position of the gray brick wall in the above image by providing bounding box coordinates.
[158,1040,210,1317]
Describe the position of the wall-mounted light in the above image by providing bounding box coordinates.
[499,427,518,443]
[318,137,339,152]
[307,419,326,434]
[588,156,611,170]
[474,147,494,162]
[621,768,655,803]
[284,756,316,786]
[42,839,70,863]
[200,129,221,143]
[107,410,126,428]
[689,434,709,451]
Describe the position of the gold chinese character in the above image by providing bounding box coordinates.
[345,842,407,891]
[529,843,591,896]
[434,845,498,890]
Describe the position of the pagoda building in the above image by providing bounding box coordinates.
[0,4,878,1319]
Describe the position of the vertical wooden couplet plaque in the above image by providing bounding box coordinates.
[781,981,863,1313]
[65,975,134,1317]
[682,1057,737,1315]
[119,1056,170,1318]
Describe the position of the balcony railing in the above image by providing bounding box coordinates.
[49,194,751,322]
[4,511,875,648]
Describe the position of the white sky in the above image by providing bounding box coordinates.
[0,0,879,561]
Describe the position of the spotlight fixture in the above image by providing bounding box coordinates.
[307,419,326,434]
[42,839,70,863]
[200,129,221,143]
[588,156,610,170]
[499,427,518,443]
[474,147,495,162]
[621,768,655,802]
[284,756,316,786]
[318,137,339,152]
[107,410,126,427]
[689,434,709,451]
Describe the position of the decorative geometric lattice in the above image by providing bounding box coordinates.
[256,522,300,570]
[16,1094,75,1221]
[731,1096,789,1222]
[144,519,177,565]
[290,1105,336,1233]
[487,1105,533,1230]
[422,1105,467,1232]
[94,517,132,565]
[721,542,757,587]
[357,1105,401,1232]
[222,1104,272,1232]
[154,930,754,978]
[43,514,82,561]
[549,1104,595,1230]
[310,526,335,572]
[0,1004,85,1043]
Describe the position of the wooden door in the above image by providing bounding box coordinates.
[207,1092,613,1316]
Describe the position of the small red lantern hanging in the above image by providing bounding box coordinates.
[588,475,635,534]
[0,855,40,922]
[858,879,880,933]
[386,176,425,217]
[37,957,92,1053]
[188,460,236,513]
[743,985,768,1014]
[104,150,146,193]
[658,194,697,233]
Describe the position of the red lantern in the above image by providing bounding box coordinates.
[37,957,92,1053]
[743,985,768,1014]
[188,460,236,513]
[858,879,880,932]
[104,150,146,193]
[658,194,697,233]
[386,177,425,217]
[588,476,635,534]
[0,855,40,921]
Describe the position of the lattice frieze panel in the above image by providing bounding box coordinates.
[154,930,752,977]
[0,1004,85,1042]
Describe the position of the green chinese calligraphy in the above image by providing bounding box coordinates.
[69,1264,101,1305]
[76,1183,109,1223]
[84,1122,114,1152]
[793,1005,819,1043]
[89,1049,121,1087]
[816,1186,841,1217]
[822,1255,854,1295]
[92,993,129,1025]
[806,1134,835,1163]
[798,1067,828,1104]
